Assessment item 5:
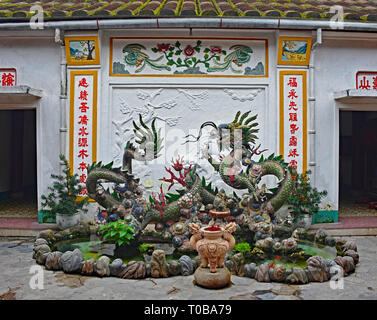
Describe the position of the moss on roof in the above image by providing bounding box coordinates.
[0,0,376,22]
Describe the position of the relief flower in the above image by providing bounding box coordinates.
[210,46,222,54]
[183,45,195,57]
[157,43,170,52]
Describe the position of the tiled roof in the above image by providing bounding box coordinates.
[1,0,377,22]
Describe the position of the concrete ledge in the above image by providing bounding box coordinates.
[0,228,40,237]
[0,85,42,106]
[314,228,377,236]
[334,89,377,105]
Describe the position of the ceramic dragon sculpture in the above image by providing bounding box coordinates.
[86,115,216,235]
[86,115,164,233]
[86,111,293,238]
[185,110,294,217]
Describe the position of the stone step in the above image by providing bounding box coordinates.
[310,216,377,236]
[0,217,57,238]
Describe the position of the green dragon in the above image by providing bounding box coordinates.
[86,115,216,235]
[122,44,172,73]
[122,114,163,175]
[139,166,217,230]
[187,111,294,214]
[207,45,253,73]
[87,111,293,237]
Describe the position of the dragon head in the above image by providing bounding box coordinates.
[183,111,259,152]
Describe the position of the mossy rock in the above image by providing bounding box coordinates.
[37,229,56,245]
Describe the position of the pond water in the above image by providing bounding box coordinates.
[55,239,103,261]
[55,238,337,269]
[255,240,337,269]
[55,238,182,264]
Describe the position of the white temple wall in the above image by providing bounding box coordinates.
[1,27,376,221]
[0,32,61,208]
[314,35,377,213]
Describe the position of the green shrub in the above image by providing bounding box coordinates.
[288,169,327,219]
[99,220,135,246]
[138,243,154,255]
[234,242,251,254]
[41,154,87,216]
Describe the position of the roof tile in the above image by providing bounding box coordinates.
[0,0,375,22]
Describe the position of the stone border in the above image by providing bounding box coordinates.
[32,226,359,284]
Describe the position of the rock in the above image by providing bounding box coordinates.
[255,237,274,251]
[255,263,270,282]
[109,258,124,277]
[281,238,297,252]
[45,251,62,270]
[272,242,282,253]
[120,261,146,279]
[314,229,328,244]
[336,237,347,247]
[334,256,355,275]
[229,253,245,277]
[33,243,50,254]
[194,266,231,289]
[344,250,359,265]
[286,267,308,284]
[273,225,292,239]
[329,264,344,279]
[325,236,336,247]
[34,238,48,248]
[343,256,356,273]
[168,260,181,276]
[145,263,151,277]
[272,264,286,282]
[33,244,51,253]
[324,259,337,278]
[36,252,50,265]
[343,241,357,252]
[81,259,95,275]
[35,244,51,265]
[95,256,111,277]
[59,249,84,273]
[143,254,152,264]
[172,236,183,248]
[37,229,56,244]
[192,256,201,270]
[292,228,307,240]
[224,259,232,271]
[244,263,257,279]
[306,256,328,282]
[150,250,168,278]
[335,237,347,254]
[324,259,337,268]
[304,268,313,282]
[179,255,194,276]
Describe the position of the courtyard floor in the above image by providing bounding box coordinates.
[0,236,376,300]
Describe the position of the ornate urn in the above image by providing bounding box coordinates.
[209,210,230,219]
[189,222,236,289]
